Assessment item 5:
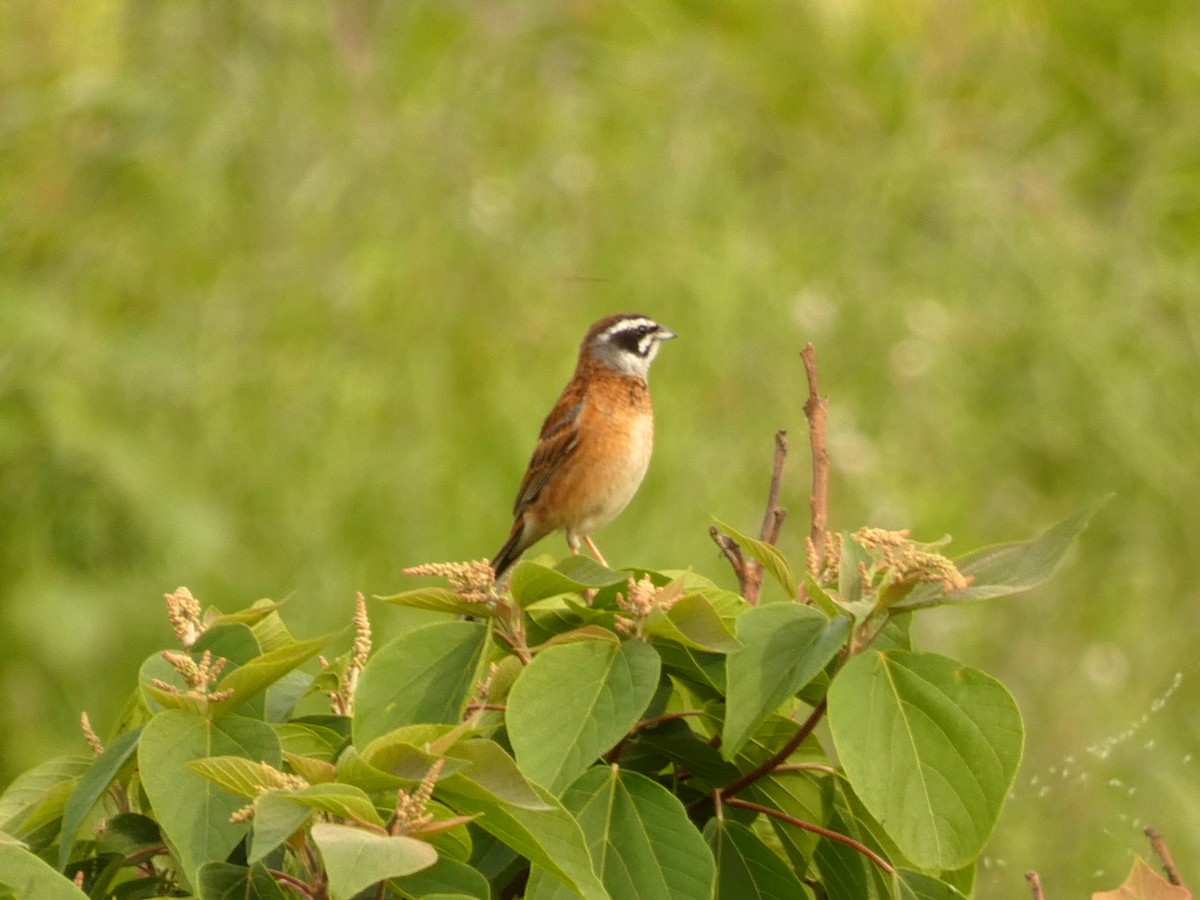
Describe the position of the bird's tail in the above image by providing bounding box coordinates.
[491,517,530,582]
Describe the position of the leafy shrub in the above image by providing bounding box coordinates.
[0,494,1101,898]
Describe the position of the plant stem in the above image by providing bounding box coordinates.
[724,797,894,875]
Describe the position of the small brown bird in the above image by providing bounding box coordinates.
[490,313,677,580]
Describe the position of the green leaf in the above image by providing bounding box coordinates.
[391,855,491,900]
[273,721,346,760]
[353,620,490,747]
[713,519,798,598]
[746,768,829,867]
[196,861,287,900]
[722,605,850,759]
[644,594,740,653]
[507,639,660,793]
[554,555,631,586]
[894,869,970,900]
[704,818,812,900]
[311,823,438,900]
[827,650,1024,870]
[525,767,714,900]
[508,557,627,608]
[186,756,287,798]
[437,740,606,900]
[377,588,492,618]
[654,643,726,697]
[0,755,90,839]
[57,726,142,870]
[247,793,312,864]
[248,783,391,864]
[264,782,386,829]
[138,710,281,887]
[94,812,162,858]
[0,843,89,899]
[353,734,470,787]
[893,497,1109,610]
[835,534,876,620]
[209,634,333,719]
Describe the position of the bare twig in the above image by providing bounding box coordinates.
[724,797,894,875]
[801,343,829,562]
[758,430,789,545]
[711,430,790,605]
[719,697,827,801]
[1144,826,1185,887]
[688,697,828,815]
[709,526,745,578]
[1025,870,1045,900]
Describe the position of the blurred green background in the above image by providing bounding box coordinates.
[3,0,1198,894]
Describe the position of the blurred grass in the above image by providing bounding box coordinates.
[2,0,1199,893]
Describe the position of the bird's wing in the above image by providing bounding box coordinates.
[512,392,584,517]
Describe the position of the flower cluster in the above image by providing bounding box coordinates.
[855,527,972,593]
[806,528,971,595]
[164,586,204,649]
[323,592,372,716]
[403,559,498,607]
[151,648,233,702]
[615,575,683,639]
[229,765,310,824]
[391,759,444,836]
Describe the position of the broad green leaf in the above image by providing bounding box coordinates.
[311,823,438,900]
[653,643,726,697]
[196,861,287,900]
[507,639,660,793]
[353,621,489,747]
[828,650,1023,870]
[713,519,798,598]
[835,534,875,620]
[57,726,142,870]
[554,556,630,587]
[893,497,1109,610]
[437,740,606,900]
[633,719,740,790]
[209,634,333,719]
[894,869,970,900]
[273,721,346,760]
[350,737,469,788]
[747,768,829,866]
[391,855,491,900]
[644,594,740,653]
[94,812,162,858]
[703,818,812,900]
[0,755,89,840]
[0,844,89,899]
[248,793,312,863]
[532,626,621,651]
[722,605,849,758]
[525,767,714,900]
[263,783,385,828]
[377,587,493,618]
[138,710,281,887]
[508,561,591,607]
[186,756,287,798]
[814,798,892,900]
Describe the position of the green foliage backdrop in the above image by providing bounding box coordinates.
[2,1,1197,895]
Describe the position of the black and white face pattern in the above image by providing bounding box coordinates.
[592,315,677,378]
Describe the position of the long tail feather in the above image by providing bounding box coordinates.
[491,519,529,581]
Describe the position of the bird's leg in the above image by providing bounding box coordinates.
[583,535,609,568]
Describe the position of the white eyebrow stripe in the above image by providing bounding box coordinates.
[598,317,656,342]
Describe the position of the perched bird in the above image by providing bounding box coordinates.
[490,313,677,581]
